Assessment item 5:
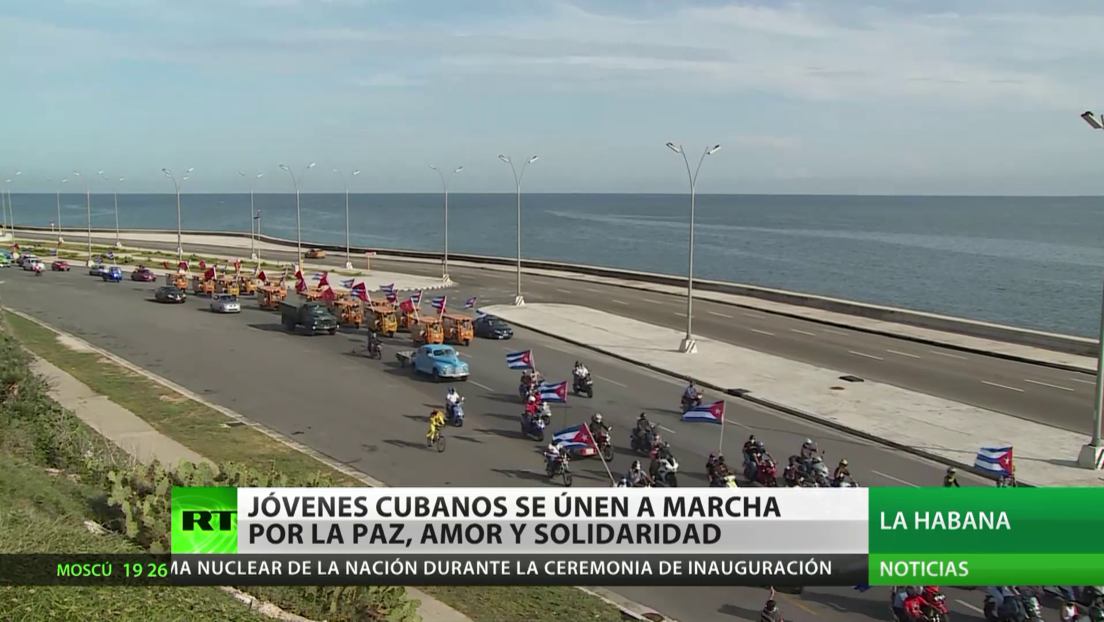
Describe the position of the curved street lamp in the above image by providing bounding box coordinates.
[429,165,463,282]
[498,155,538,305]
[279,162,315,269]
[161,167,194,261]
[332,168,360,269]
[239,171,264,260]
[100,172,125,248]
[1078,110,1104,471]
[665,142,722,354]
[71,171,95,266]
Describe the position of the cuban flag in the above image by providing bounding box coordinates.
[551,423,596,451]
[430,295,447,314]
[537,381,567,403]
[312,272,325,282]
[974,445,1013,477]
[681,400,725,424]
[351,282,369,302]
[106,251,114,260]
[506,350,534,370]
[464,296,477,309]
[381,283,397,303]
[411,290,423,306]
[340,278,355,289]
[178,261,189,270]
[294,270,304,282]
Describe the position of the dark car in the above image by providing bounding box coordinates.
[131,267,156,282]
[473,315,513,340]
[154,286,186,303]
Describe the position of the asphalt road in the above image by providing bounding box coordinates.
[0,265,1005,622]
[19,231,1095,436]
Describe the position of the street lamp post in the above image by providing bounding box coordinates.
[279,163,315,270]
[665,142,722,354]
[47,177,68,240]
[1077,110,1104,471]
[71,171,95,266]
[3,171,20,236]
[498,155,538,305]
[429,165,463,283]
[238,171,264,260]
[161,167,194,261]
[332,168,360,269]
[100,173,125,248]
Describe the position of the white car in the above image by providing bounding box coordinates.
[22,259,44,272]
[210,293,241,314]
[89,263,109,276]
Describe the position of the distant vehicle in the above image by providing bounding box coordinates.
[154,286,186,304]
[18,254,39,268]
[0,255,11,268]
[22,259,44,272]
[102,266,123,282]
[89,263,109,277]
[130,267,156,282]
[395,344,470,382]
[210,293,241,314]
[473,315,514,340]
[279,299,338,335]
[51,260,70,272]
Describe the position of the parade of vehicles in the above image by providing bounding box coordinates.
[473,314,513,339]
[396,344,470,381]
[102,266,124,282]
[17,253,39,268]
[368,301,398,336]
[130,266,156,281]
[280,299,338,335]
[412,317,445,345]
[210,293,242,314]
[441,313,474,345]
[153,286,187,303]
[51,259,70,271]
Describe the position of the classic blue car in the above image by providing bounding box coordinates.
[396,344,470,382]
[102,266,123,282]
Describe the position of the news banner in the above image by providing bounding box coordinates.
[2,487,1102,587]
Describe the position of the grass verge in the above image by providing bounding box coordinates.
[3,311,628,622]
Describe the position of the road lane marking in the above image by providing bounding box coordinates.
[849,350,883,361]
[641,298,663,304]
[789,328,816,336]
[595,375,627,388]
[886,349,920,359]
[742,312,766,319]
[930,350,967,360]
[1023,378,1074,392]
[1069,377,1095,385]
[555,288,572,294]
[584,287,602,293]
[956,600,984,615]
[674,312,687,317]
[982,380,1023,392]
[610,299,629,305]
[821,328,848,335]
[708,310,733,318]
[749,329,775,336]
[658,425,676,435]
[871,470,919,487]
[469,381,494,392]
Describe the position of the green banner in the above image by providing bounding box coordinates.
[868,487,1104,554]
[869,553,1104,586]
[170,487,238,554]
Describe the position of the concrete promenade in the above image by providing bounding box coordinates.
[481,303,1104,487]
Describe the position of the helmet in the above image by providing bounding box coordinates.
[747,434,756,441]
[547,443,556,453]
[946,467,956,474]
[840,458,849,466]
[804,438,813,446]
[448,388,456,394]
[631,460,640,470]
[593,413,603,424]
[717,455,725,464]
[923,586,939,596]
[638,412,647,420]
[528,395,536,403]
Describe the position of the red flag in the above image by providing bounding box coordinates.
[321,287,336,302]
[178,261,188,270]
[295,279,307,293]
[351,283,369,302]
[199,260,206,270]
[399,297,416,314]
[257,270,267,282]
[318,273,330,287]
[234,260,241,272]
[204,267,215,280]
[294,270,304,282]
[162,261,170,269]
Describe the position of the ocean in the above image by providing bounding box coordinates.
[4,192,1104,337]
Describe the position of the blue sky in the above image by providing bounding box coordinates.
[2,0,1104,195]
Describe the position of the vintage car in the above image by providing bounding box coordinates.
[102,266,124,282]
[22,258,44,272]
[473,315,514,340]
[210,293,241,314]
[130,266,156,281]
[154,286,187,304]
[305,248,326,259]
[51,260,71,271]
[19,255,40,270]
[395,344,470,382]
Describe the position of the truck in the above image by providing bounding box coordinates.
[280,298,339,335]
[396,344,470,382]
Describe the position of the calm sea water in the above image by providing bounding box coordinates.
[5,193,1104,337]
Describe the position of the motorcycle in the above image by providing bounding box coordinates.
[546,454,573,487]
[367,341,382,360]
[594,429,614,461]
[653,455,679,487]
[33,264,43,276]
[984,592,1043,622]
[520,406,551,441]
[445,398,465,427]
[680,391,703,413]
[922,591,951,622]
[744,456,779,487]
[572,373,594,398]
[630,424,658,455]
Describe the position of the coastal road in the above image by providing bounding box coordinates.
[0,266,1000,622]
[20,231,1095,436]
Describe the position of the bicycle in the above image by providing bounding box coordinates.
[427,429,446,452]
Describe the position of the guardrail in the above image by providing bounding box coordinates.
[15,225,1098,357]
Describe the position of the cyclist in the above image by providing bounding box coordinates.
[427,409,446,442]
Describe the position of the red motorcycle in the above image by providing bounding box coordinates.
[921,588,950,622]
[745,457,779,486]
[594,429,614,461]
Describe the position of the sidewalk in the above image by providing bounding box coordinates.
[28,357,472,622]
[481,303,1104,488]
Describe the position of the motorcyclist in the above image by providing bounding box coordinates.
[783,456,803,487]
[626,460,652,487]
[943,467,960,488]
[573,361,590,383]
[366,330,381,353]
[901,589,926,622]
[445,388,462,418]
[588,413,610,442]
[706,453,729,485]
[524,395,541,418]
[649,440,673,478]
[33,261,43,275]
[427,409,445,441]
[744,436,766,481]
[633,413,656,448]
[831,459,852,486]
[800,438,818,461]
[543,443,563,474]
[1060,601,1080,622]
[682,381,701,407]
[890,586,909,621]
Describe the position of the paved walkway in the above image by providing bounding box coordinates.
[28,354,472,622]
[481,303,1104,488]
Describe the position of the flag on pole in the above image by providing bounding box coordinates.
[234,260,241,273]
[399,297,417,314]
[162,261,170,269]
[178,261,188,270]
[312,272,325,281]
[464,296,477,309]
[257,270,267,282]
[340,278,355,289]
[294,270,304,282]
[430,296,447,314]
[537,381,568,403]
[321,287,336,302]
[199,260,206,270]
[318,273,330,287]
[295,279,307,293]
[411,290,424,306]
[551,423,596,451]
[506,350,534,370]
[974,445,1013,477]
[681,401,725,424]
[351,283,369,303]
[204,267,216,280]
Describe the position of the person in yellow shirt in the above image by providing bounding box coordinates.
[427,409,446,443]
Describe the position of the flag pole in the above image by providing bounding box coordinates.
[592,433,616,485]
[718,400,726,455]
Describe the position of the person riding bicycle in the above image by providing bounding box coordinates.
[800,438,819,461]
[427,409,446,441]
[943,467,960,488]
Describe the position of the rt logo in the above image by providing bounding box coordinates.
[181,510,236,531]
